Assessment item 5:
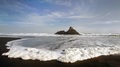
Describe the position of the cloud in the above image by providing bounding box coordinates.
[89,0,97,3]
[50,12,63,17]
[0,0,120,33]
[42,0,72,6]
[47,11,95,19]
[92,20,120,25]
[13,10,98,27]
[74,23,120,33]
[0,11,8,16]
[104,20,120,24]
[14,13,59,26]
[0,0,37,14]
[68,15,94,19]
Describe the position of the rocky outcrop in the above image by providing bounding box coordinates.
[55,27,80,35]
[55,30,66,34]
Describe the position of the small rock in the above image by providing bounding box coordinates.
[55,27,80,35]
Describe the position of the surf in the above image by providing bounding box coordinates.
[2,34,120,63]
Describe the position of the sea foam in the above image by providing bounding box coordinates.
[2,35,120,63]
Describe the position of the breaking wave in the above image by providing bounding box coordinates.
[2,35,120,63]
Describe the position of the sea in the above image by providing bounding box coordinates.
[1,33,120,63]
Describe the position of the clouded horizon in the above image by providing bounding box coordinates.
[0,0,120,34]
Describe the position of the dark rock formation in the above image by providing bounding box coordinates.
[55,27,80,35]
[66,27,80,35]
[55,30,66,34]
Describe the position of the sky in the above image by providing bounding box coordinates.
[0,0,120,33]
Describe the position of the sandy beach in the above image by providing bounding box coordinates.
[0,37,120,67]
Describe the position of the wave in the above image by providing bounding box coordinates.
[2,36,120,63]
[0,33,120,36]
[0,33,60,38]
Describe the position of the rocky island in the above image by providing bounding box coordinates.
[55,27,80,35]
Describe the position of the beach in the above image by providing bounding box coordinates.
[0,37,120,67]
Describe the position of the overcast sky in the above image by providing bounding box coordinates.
[0,0,120,33]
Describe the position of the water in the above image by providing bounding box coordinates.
[2,34,120,63]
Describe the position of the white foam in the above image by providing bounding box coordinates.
[2,36,120,63]
[0,33,60,38]
[1,33,120,37]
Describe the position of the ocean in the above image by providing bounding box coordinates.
[1,33,120,63]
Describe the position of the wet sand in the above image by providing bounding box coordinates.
[0,37,120,67]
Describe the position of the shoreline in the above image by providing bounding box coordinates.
[0,37,120,67]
